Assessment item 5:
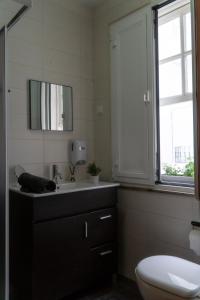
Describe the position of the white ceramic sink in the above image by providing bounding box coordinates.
[56,182,77,190]
[10,181,120,197]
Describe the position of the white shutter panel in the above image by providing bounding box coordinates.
[110,6,155,185]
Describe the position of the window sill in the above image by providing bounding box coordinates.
[119,182,195,196]
[153,183,194,196]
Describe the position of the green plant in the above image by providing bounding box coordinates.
[87,162,101,176]
[183,161,194,177]
[163,160,194,177]
[163,165,183,176]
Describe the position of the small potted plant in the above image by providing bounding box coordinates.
[87,162,101,184]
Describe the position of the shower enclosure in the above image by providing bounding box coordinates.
[0,26,6,300]
[0,1,31,299]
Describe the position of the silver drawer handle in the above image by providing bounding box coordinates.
[100,250,113,256]
[100,214,112,220]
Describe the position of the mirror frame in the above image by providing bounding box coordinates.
[28,79,73,132]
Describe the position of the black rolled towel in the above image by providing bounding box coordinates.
[18,173,56,194]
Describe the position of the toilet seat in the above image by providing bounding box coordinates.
[136,256,200,298]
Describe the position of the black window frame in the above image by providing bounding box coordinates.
[153,0,195,188]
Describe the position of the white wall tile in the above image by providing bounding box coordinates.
[146,213,191,249]
[44,1,81,32]
[43,140,68,163]
[7,89,27,115]
[80,17,94,60]
[54,0,93,18]
[44,49,80,77]
[8,17,44,45]
[86,139,95,162]
[8,114,43,140]
[7,37,44,68]
[77,99,94,121]
[76,120,95,140]
[9,139,44,165]
[8,0,95,182]
[118,189,200,280]
[80,78,94,99]
[80,57,93,79]
[7,61,43,91]
[118,189,194,221]
[25,0,44,23]
[44,23,81,56]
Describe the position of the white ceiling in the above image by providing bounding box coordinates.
[79,0,105,7]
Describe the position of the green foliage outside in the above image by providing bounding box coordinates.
[163,161,194,177]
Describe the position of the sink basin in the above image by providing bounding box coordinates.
[56,182,76,190]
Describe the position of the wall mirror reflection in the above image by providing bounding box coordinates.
[29,80,73,131]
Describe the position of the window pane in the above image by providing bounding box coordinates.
[160,101,194,177]
[184,12,192,51]
[159,18,181,60]
[159,59,182,98]
[157,1,194,184]
[185,54,193,93]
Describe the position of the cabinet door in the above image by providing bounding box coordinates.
[33,215,91,300]
[110,6,155,185]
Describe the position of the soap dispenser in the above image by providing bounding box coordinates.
[69,140,87,181]
[69,140,87,166]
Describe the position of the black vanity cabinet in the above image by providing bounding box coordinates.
[9,187,118,300]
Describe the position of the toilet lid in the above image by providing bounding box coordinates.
[136,256,200,298]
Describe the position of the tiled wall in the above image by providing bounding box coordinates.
[7,0,95,183]
[118,189,200,280]
[94,0,200,281]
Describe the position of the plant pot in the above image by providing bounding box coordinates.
[90,175,99,184]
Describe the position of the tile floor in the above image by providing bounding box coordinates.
[71,276,143,300]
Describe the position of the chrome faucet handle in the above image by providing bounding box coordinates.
[57,173,63,183]
[54,173,63,184]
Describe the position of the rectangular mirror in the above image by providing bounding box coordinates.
[29,80,73,131]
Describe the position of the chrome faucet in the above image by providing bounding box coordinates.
[52,164,63,184]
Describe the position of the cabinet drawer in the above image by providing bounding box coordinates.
[87,208,116,247]
[33,188,117,222]
[91,243,117,283]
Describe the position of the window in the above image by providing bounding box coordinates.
[110,1,196,189]
[155,0,194,186]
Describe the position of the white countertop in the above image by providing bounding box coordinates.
[9,180,120,198]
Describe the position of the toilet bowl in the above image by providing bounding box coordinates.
[135,256,200,300]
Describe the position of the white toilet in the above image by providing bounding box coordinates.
[135,256,200,300]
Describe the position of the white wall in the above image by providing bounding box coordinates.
[94,0,200,281]
[7,0,95,183]
[118,188,200,280]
